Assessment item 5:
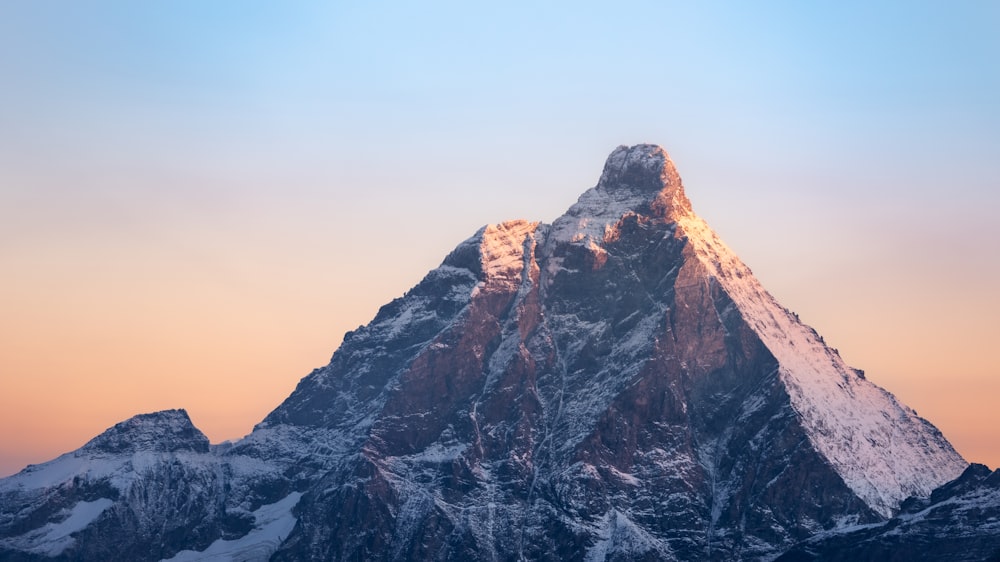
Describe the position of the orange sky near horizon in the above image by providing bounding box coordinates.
[1,171,998,478]
[1,2,998,479]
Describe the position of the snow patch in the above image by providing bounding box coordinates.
[0,498,113,556]
[162,492,302,562]
[478,220,539,289]
[584,510,672,561]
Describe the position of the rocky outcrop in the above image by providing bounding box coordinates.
[776,464,1000,561]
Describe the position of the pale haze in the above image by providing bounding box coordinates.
[1,1,998,477]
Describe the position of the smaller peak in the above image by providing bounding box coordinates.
[81,409,210,455]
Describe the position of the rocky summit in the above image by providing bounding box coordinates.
[0,144,991,561]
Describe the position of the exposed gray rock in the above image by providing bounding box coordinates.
[81,409,209,455]
[776,464,1000,561]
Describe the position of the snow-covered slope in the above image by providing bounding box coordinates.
[676,212,965,516]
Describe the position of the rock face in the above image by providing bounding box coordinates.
[0,144,980,561]
[776,464,1000,561]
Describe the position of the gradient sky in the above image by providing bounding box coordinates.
[1,1,998,477]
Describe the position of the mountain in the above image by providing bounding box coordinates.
[0,144,981,561]
[0,410,291,561]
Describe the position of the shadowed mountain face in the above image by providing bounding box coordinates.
[776,464,1000,562]
[0,145,975,561]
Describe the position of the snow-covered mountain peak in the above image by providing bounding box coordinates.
[597,144,681,198]
[80,409,209,455]
[1,143,988,562]
[550,144,691,248]
[597,144,689,212]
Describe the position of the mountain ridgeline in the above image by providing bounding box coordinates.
[2,145,996,561]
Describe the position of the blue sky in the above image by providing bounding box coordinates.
[1,1,998,475]
[4,2,997,226]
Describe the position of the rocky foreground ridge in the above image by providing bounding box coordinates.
[1,145,995,561]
